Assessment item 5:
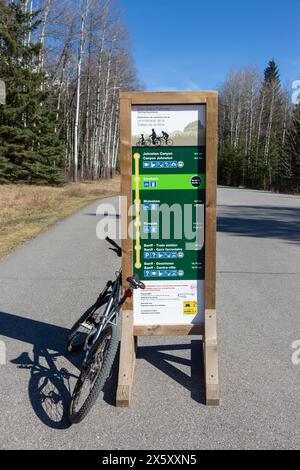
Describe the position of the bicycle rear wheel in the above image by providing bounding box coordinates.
[68,322,120,424]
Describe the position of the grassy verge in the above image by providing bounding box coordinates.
[0,178,120,258]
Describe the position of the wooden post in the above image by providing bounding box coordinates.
[116,310,136,406]
[116,95,135,407]
[204,95,220,405]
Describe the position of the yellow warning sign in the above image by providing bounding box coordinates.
[183,301,197,315]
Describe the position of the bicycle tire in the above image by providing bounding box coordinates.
[68,322,120,424]
[66,295,109,354]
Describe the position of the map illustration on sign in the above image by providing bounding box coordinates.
[132,104,206,325]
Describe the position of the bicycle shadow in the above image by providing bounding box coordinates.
[1,310,82,429]
[1,310,205,426]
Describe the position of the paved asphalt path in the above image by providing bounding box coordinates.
[0,187,300,450]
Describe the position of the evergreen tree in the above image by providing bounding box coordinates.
[264,59,280,84]
[0,0,65,185]
[257,59,283,189]
[218,63,295,192]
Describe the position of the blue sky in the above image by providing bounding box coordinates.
[122,0,300,91]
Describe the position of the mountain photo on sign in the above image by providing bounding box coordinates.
[132,105,206,146]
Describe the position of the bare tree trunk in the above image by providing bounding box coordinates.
[27,0,33,45]
[106,84,118,176]
[74,0,89,182]
[100,37,116,177]
[248,84,255,150]
[82,23,93,180]
[93,4,109,179]
[112,113,119,173]
[255,90,265,183]
[264,85,276,189]
[281,98,289,148]
[39,0,52,74]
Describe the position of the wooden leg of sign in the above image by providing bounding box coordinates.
[204,309,220,406]
[116,310,136,407]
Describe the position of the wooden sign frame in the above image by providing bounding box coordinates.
[116,91,219,407]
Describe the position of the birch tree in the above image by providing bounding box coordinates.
[3,0,141,183]
[74,0,89,182]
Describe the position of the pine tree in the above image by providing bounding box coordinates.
[256,59,283,189]
[0,0,65,185]
[264,59,280,84]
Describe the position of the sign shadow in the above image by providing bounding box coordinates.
[137,340,205,404]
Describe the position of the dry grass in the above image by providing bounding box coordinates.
[0,178,120,258]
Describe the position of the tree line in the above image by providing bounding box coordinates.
[0,2,299,193]
[218,60,300,193]
[0,0,140,185]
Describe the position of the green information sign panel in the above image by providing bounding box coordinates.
[131,104,206,325]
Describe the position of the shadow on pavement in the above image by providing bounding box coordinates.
[102,341,205,406]
[218,205,300,244]
[0,310,81,429]
[1,311,206,427]
[137,341,205,405]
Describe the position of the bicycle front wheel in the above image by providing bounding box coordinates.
[68,322,120,424]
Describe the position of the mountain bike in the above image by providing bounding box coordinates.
[135,135,173,147]
[135,137,152,147]
[161,136,173,146]
[157,135,173,146]
[67,237,145,424]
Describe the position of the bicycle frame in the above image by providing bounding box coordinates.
[82,271,122,365]
[95,272,122,339]
[80,237,144,368]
